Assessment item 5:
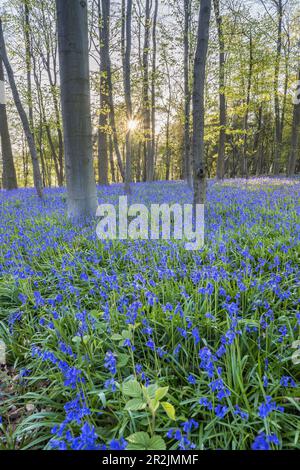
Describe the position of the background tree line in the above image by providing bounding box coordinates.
[0,0,300,194]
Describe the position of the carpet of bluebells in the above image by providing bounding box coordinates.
[0,178,299,450]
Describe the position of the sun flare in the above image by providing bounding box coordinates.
[127,119,138,131]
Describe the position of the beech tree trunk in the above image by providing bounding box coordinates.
[123,0,133,193]
[287,68,300,176]
[150,0,158,181]
[0,58,17,189]
[97,0,109,185]
[273,0,283,174]
[183,0,192,186]
[0,18,43,197]
[242,29,253,178]
[192,0,211,206]
[56,0,97,218]
[213,0,226,180]
[143,0,152,181]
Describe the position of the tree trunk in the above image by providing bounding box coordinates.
[213,0,226,180]
[109,134,116,183]
[104,0,124,181]
[242,29,253,178]
[56,0,97,219]
[97,0,109,185]
[31,50,62,186]
[24,2,35,143]
[123,0,133,194]
[165,53,171,181]
[287,68,300,176]
[273,0,283,174]
[253,104,263,175]
[143,0,152,181]
[192,0,211,206]
[183,0,192,185]
[0,58,17,189]
[0,18,43,197]
[150,0,158,182]
[37,0,64,186]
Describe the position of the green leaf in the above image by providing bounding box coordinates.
[126,432,166,451]
[148,435,166,450]
[123,380,142,397]
[97,392,106,408]
[117,353,130,368]
[143,383,157,399]
[71,336,81,344]
[127,432,150,450]
[121,329,132,339]
[111,334,123,341]
[125,398,147,411]
[161,401,176,420]
[149,398,159,413]
[155,386,169,401]
[82,335,90,344]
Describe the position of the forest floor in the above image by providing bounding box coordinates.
[0,178,299,450]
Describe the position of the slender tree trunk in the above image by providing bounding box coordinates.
[0,18,43,197]
[143,0,152,181]
[150,0,158,182]
[287,68,300,176]
[242,29,253,178]
[32,51,61,186]
[280,39,290,153]
[273,0,283,174]
[137,141,142,182]
[0,58,17,189]
[183,0,192,185]
[109,134,116,183]
[192,0,211,206]
[56,0,97,219]
[165,117,171,181]
[165,54,171,181]
[97,0,109,185]
[213,0,226,180]
[123,0,133,194]
[46,69,64,186]
[38,0,64,186]
[24,2,35,141]
[253,104,263,175]
[104,0,124,181]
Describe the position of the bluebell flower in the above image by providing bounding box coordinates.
[280,375,296,388]
[252,432,279,450]
[109,438,127,450]
[104,351,117,375]
[258,396,284,419]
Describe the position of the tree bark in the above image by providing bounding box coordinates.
[192,0,211,206]
[0,58,17,189]
[0,18,43,197]
[242,29,253,178]
[24,2,35,142]
[56,0,97,218]
[123,0,133,194]
[183,0,192,186]
[213,0,226,180]
[273,0,283,174]
[97,0,109,185]
[287,68,300,176]
[253,104,263,175]
[103,0,125,181]
[37,0,64,185]
[143,0,152,181]
[150,0,158,182]
[109,133,116,183]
